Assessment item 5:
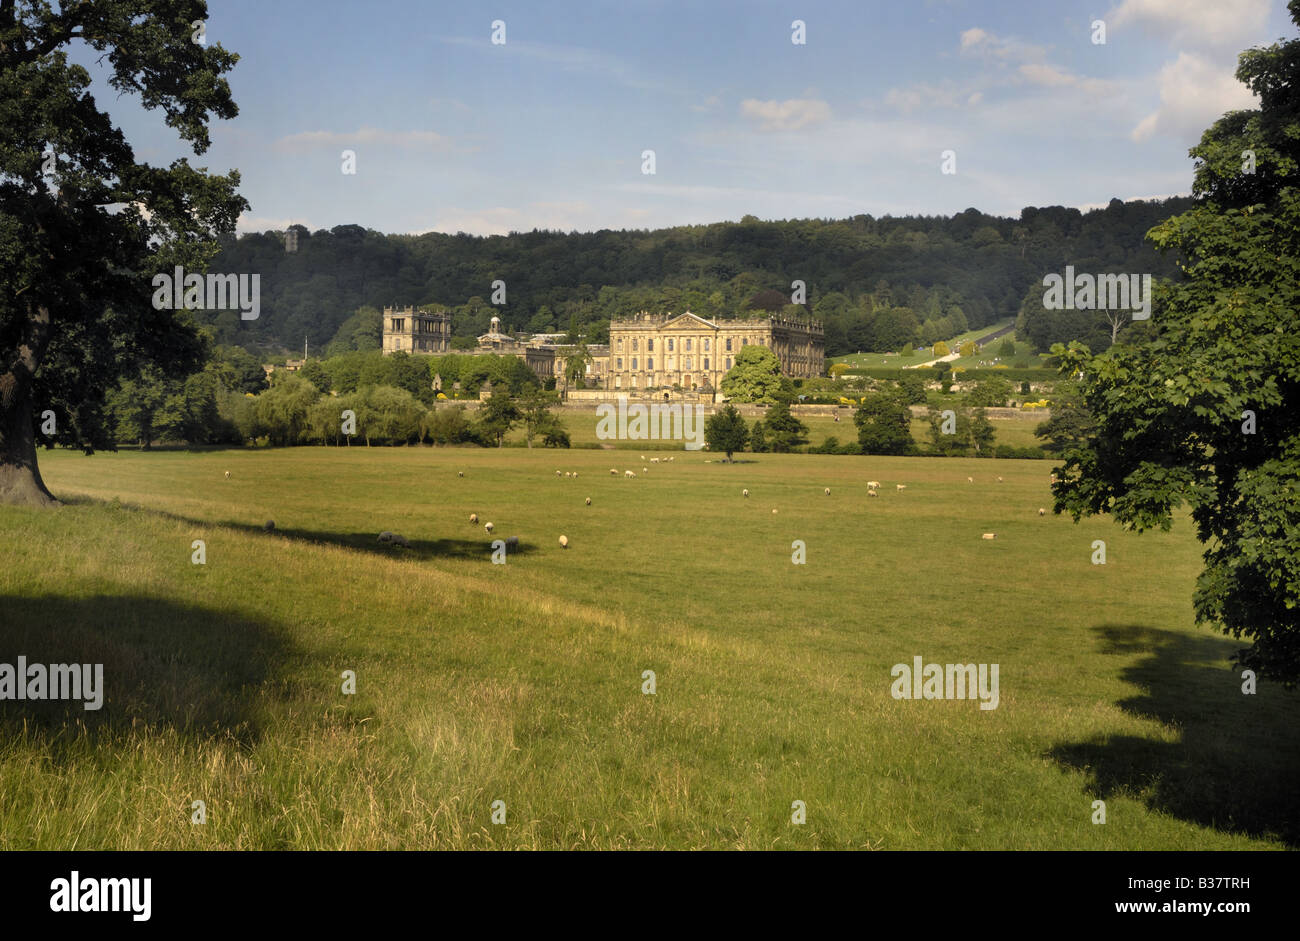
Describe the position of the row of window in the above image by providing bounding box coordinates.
[615,336,767,353]
[615,357,729,371]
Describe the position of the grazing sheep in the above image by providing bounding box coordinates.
[625,470,636,478]
[668,456,674,462]
[968,477,974,483]
[556,470,562,477]
[651,457,660,464]
[458,471,464,478]
[742,489,749,497]
[610,468,618,476]
[868,490,879,498]
[224,471,230,479]
[981,533,996,540]
[470,513,479,524]
[640,455,645,461]
[572,472,578,479]
[378,531,410,548]
[896,484,907,491]
[772,508,778,514]
[559,534,569,549]
[867,480,881,489]
[263,520,275,532]
[1038,508,1046,516]
[643,467,648,473]
[484,522,494,535]
[585,497,592,506]
[825,488,831,495]
[997,476,1003,482]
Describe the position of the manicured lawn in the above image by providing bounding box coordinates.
[0,446,1294,848]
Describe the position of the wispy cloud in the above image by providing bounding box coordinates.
[1109,0,1272,50]
[1131,52,1258,142]
[739,98,831,132]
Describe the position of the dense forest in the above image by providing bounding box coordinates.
[201,197,1193,360]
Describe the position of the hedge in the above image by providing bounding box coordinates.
[840,366,1057,382]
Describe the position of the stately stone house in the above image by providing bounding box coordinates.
[381,306,821,392]
[604,311,823,391]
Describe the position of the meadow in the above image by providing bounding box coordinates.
[0,442,1295,849]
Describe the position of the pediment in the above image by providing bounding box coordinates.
[660,311,717,331]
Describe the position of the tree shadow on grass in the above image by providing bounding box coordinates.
[1051,623,1300,846]
[0,594,295,751]
[61,496,538,561]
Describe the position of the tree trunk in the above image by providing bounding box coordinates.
[0,303,58,506]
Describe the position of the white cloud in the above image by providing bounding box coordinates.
[1076,192,1190,211]
[883,82,973,112]
[1131,52,1257,142]
[417,201,659,237]
[237,214,314,233]
[274,127,450,152]
[739,98,831,132]
[1109,0,1271,50]
[958,27,1046,61]
[1018,62,1119,96]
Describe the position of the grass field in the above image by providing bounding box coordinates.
[1,445,1295,849]
[535,408,1046,451]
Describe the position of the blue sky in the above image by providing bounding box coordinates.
[79,0,1295,235]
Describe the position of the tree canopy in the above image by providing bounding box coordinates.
[1,0,246,504]
[1053,2,1300,685]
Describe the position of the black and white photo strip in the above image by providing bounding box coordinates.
[1,0,1294,926]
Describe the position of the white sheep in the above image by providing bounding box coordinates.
[610,468,618,476]
[585,497,592,506]
[867,480,881,489]
[868,490,879,498]
[896,484,907,491]
[470,513,479,524]
[742,489,749,497]
[771,508,778,514]
[981,533,996,540]
[484,522,494,535]
[556,470,562,477]
[997,476,1003,483]
[642,467,648,473]
[625,470,636,478]
[967,477,974,483]
[559,534,569,549]
[458,471,464,478]
[824,488,831,496]
[1038,508,1046,516]
[224,471,230,479]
